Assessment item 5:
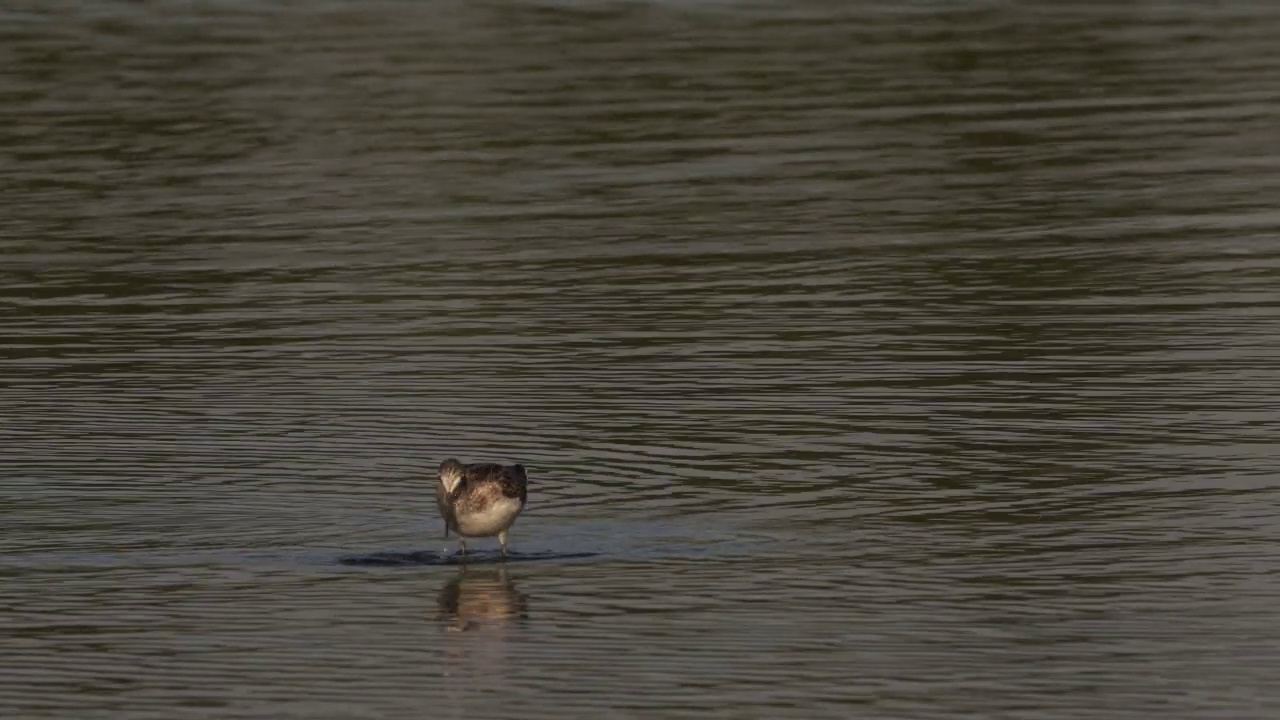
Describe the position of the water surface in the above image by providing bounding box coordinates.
[3,2,1280,718]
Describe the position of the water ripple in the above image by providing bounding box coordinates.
[4,2,1280,719]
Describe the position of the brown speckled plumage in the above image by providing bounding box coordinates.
[436,458,528,556]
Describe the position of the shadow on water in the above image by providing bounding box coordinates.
[338,549,600,567]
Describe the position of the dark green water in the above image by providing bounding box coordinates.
[3,2,1280,718]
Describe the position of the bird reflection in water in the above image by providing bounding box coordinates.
[436,566,529,633]
[436,567,529,688]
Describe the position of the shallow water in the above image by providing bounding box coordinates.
[4,2,1280,718]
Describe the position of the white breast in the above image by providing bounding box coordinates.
[455,496,524,537]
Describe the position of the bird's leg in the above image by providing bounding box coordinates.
[498,530,509,558]
[457,538,467,557]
